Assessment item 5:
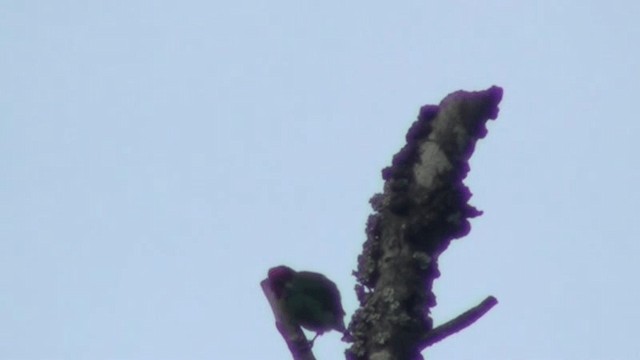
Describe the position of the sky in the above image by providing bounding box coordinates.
[2,1,640,359]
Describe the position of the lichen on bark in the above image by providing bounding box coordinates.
[348,86,503,360]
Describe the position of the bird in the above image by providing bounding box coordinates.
[268,265,346,344]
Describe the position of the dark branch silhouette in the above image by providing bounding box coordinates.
[423,296,498,348]
[261,279,317,360]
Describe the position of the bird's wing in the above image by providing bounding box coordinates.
[295,272,346,316]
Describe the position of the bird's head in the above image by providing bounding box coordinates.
[267,265,296,298]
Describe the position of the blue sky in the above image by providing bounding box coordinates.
[2,1,639,359]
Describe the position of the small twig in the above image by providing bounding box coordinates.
[422,296,498,348]
[261,279,316,360]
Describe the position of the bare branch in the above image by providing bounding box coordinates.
[422,296,498,348]
[261,279,316,360]
[348,86,503,360]
[262,87,504,360]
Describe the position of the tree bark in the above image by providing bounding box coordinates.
[347,86,503,360]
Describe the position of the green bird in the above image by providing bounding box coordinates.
[268,265,346,343]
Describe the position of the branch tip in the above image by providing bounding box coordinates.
[422,295,498,348]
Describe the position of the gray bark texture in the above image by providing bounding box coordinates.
[346,86,503,360]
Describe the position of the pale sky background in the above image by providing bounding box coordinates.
[2,1,640,359]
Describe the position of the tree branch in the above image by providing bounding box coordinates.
[347,86,503,360]
[262,86,504,360]
[261,279,316,360]
[422,295,498,348]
